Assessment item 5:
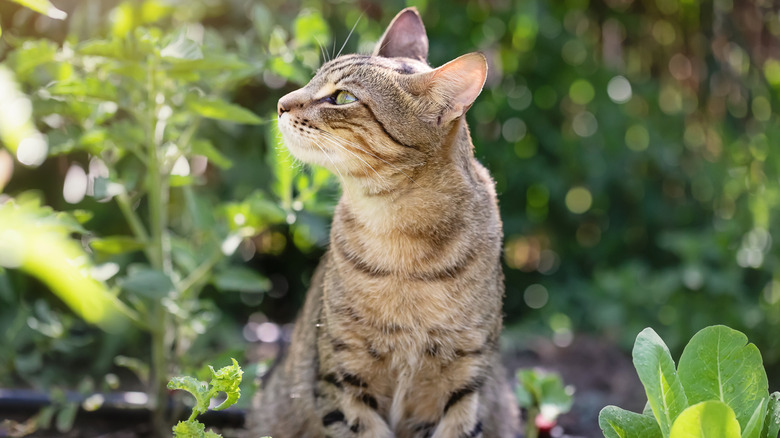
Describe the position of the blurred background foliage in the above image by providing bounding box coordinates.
[1,0,780,421]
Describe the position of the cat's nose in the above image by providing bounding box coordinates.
[277,91,302,117]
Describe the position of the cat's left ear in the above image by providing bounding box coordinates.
[373,7,428,62]
[420,52,488,125]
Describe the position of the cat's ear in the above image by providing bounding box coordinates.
[372,7,428,62]
[423,52,488,125]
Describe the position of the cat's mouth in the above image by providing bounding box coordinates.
[278,114,345,169]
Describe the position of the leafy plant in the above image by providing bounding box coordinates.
[599,325,780,438]
[167,358,252,438]
[515,368,574,438]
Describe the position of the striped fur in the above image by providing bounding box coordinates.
[247,7,519,438]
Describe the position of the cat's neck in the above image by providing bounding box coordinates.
[337,121,482,235]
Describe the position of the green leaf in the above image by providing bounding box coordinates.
[55,401,78,433]
[742,398,768,438]
[0,199,131,331]
[762,392,780,438]
[118,266,173,298]
[166,55,255,74]
[186,96,263,125]
[209,358,243,411]
[172,421,222,438]
[90,236,145,255]
[212,267,270,293]
[669,401,741,438]
[161,30,203,61]
[48,77,118,101]
[633,328,689,437]
[294,9,329,47]
[192,139,232,169]
[7,0,67,19]
[168,376,211,414]
[677,325,768,433]
[599,405,663,438]
[515,369,573,421]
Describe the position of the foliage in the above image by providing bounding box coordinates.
[167,358,254,438]
[599,325,780,438]
[515,368,574,438]
[1,0,780,434]
[0,0,335,433]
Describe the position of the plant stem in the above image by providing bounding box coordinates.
[145,54,172,437]
[177,245,222,299]
[525,406,540,438]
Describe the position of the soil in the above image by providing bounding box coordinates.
[0,335,643,438]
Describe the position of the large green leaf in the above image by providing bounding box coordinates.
[212,267,270,293]
[599,406,663,438]
[762,392,780,438]
[0,198,131,331]
[669,401,741,438]
[118,266,174,298]
[186,96,263,125]
[8,0,67,19]
[633,328,689,437]
[742,399,768,438]
[677,325,768,434]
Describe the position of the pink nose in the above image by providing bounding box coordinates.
[277,91,304,117]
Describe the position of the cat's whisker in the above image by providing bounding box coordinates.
[336,13,363,59]
[311,138,347,184]
[318,133,390,189]
[320,131,421,189]
[314,36,329,63]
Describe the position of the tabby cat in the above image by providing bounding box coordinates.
[247,7,519,438]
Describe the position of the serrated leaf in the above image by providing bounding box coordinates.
[209,358,242,411]
[186,96,262,125]
[762,392,780,438]
[670,401,741,438]
[172,420,221,438]
[118,266,173,298]
[168,375,211,414]
[633,328,689,437]
[212,267,270,293]
[677,325,768,434]
[599,405,663,438]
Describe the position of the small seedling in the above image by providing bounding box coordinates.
[599,325,780,438]
[515,368,574,438]
[167,358,244,438]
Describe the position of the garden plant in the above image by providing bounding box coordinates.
[1,0,779,436]
[600,325,780,438]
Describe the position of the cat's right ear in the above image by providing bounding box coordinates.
[372,7,428,62]
[417,52,488,126]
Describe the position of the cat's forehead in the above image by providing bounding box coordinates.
[315,54,431,84]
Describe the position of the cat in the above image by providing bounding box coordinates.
[247,7,520,438]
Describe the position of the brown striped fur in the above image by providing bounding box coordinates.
[247,7,519,438]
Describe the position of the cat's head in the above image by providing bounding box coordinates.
[277,8,487,191]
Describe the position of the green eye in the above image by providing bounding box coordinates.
[333,90,357,105]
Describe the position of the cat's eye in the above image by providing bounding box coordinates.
[332,90,357,105]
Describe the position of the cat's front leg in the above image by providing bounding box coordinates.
[430,389,483,438]
[315,373,393,438]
